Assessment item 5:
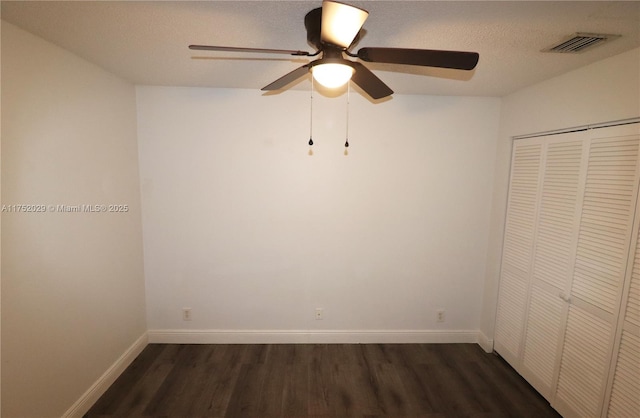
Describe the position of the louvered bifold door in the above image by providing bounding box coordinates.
[495,138,544,366]
[554,125,640,418]
[603,134,640,417]
[520,133,587,400]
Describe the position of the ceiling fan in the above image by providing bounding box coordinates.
[189,0,479,100]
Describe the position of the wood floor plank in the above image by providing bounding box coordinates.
[184,348,243,417]
[256,362,287,417]
[335,363,384,416]
[223,363,269,417]
[307,356,333,416]
[94,344,182,417]
[280,364,309,416]
[142,345,215,416]
[84,343,562,418]
[87,343,164,415]
[416,362,483,416]
[370,362,418,416]
[394,364,441,415]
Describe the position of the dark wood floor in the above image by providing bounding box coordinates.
[85,343,561,418]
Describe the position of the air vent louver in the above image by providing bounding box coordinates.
[543,33,621,53]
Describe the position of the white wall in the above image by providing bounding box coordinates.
[137,85,501,340]
[480,47,640,343]
[1,22,147,418]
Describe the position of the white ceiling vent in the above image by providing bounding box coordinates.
[542,33,621,53]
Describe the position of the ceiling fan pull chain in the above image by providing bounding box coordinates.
[309,76,314,153]
[344,81,350,155]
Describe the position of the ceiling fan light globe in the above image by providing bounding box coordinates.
[321,0,369,48]
[312,63,354,88]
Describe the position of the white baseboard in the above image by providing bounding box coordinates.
[147,329,480,344]
[477,331,494,353]
[62,332,148,418]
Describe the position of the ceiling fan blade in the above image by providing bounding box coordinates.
[349,62,393,100]
[189,45,312,56]
[261,65,310,91]
[357,47,479,70]
[321,1,369,49]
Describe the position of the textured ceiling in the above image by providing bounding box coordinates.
[2,1,639,98]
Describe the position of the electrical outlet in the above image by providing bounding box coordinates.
[437,309,445,323]
[183,307,192,321]
[315,308,324,320]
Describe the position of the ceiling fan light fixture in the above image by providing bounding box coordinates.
[312,62,354,88]
[321,0,369,48]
